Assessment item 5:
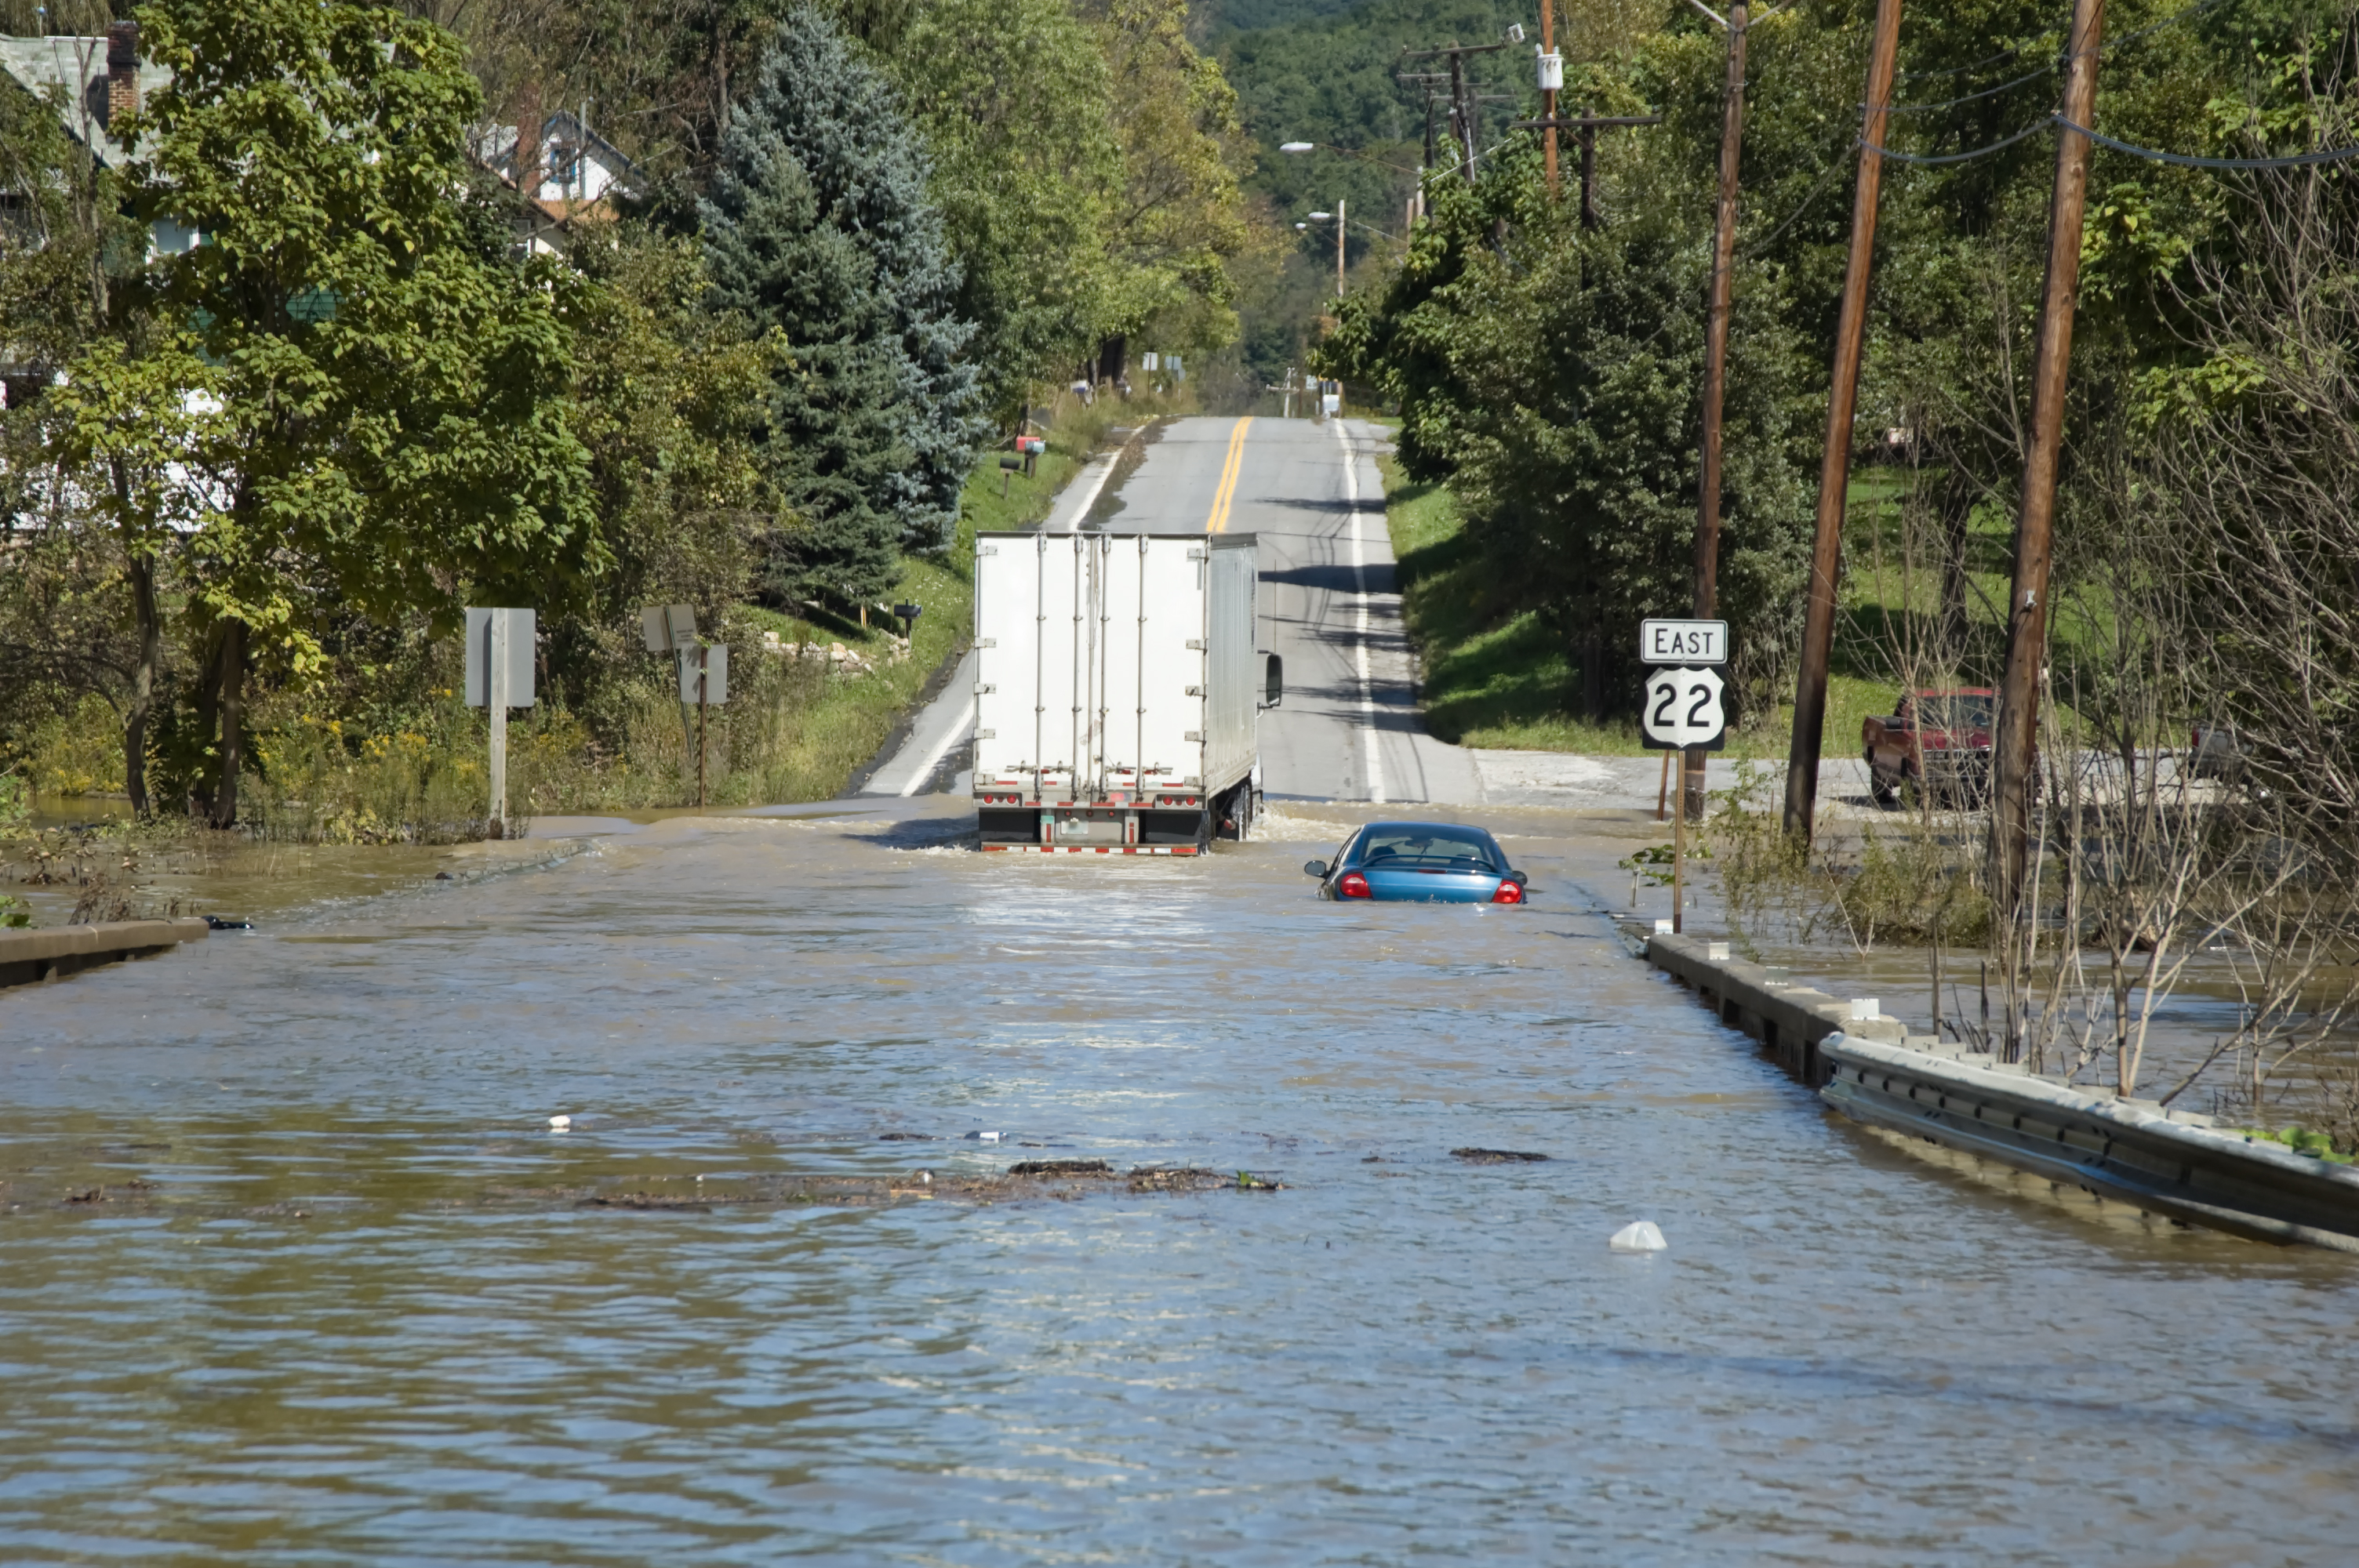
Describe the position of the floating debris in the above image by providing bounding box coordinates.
[1609,1220,1667,1253]
[1451,1147,1550,1163]
[547,1115,572,1131]
[1009,1160,1112,1177]
[877,1131,932,1142]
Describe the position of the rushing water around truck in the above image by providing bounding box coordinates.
[4,800,2357,1564]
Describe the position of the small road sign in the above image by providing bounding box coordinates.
[1641,666,1728,750]
[1640,618,1728,665]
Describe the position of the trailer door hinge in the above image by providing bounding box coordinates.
[975,728,996,739]
[976,637,996,648]
[1184,730,1203,742]
[1184,639,1205,650]
[1185,685,1203,697]
[975,684,996,694]
[978,546,998,556]
[1186,547,1205,561]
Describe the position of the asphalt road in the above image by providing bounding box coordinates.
[864,412,1481,804]
[1075,413,1480,804]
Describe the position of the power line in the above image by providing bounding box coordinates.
[2061,114,2359,168]
[1886,0,2230,102]
[1739,145,1856,256]
[1864,109,2359,170]
[1862,115,2057,165]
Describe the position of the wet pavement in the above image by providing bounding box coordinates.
[4,797,2357,1563]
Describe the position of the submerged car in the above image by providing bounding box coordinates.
[1303,822,1528,904]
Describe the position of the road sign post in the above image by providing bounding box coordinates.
[465,608,536,838]
[1640,621,1729,934]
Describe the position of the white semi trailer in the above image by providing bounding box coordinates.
[971,528,1272,853]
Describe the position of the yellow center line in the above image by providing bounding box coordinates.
[1206,416,1252,532]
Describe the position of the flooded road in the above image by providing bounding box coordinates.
[5,800,2357,1564]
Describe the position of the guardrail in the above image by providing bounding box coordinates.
[0,917,209,989]
[1823,1035,2359,1252]
[1641,930,2359,1251]
[1641,931,1909,1087]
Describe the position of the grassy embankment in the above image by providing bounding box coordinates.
[10,395,1166,832]
[1377,454,1963,759]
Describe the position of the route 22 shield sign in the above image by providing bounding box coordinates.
[1641,666,1728,750]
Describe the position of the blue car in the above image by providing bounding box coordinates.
[1304,822,1528,904]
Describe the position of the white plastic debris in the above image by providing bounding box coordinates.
[979,1131,1001,1143]
[919,1171,933,1185]
[1609,1220,1667,1253]
[547,1114,572,1131]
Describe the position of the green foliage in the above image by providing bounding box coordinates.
[703,5,983,605]
[896,0,1125,409]
[125,0,602,646]
[1328,143,1814,718]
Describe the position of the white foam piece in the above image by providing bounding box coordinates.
[1609,1220,1667,1253]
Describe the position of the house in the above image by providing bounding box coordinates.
[467,104,641,256]
[0,23,170,173]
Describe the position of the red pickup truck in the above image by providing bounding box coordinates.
[1863,688,1996,807]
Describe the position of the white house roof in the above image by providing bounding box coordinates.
[0,34,172,168]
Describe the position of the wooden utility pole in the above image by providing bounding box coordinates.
[1992,0,2106,911]
[1783,0,1904,841]
[1401,42,1508,181]
[1688,1,1749,823]
[1540,0,1558,195]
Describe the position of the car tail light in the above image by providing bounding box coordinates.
[1491,880,1524,905]
[1336,870,1372,899]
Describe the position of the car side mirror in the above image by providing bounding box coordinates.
[1264,652,1284,708]
[1303,859,1328,878]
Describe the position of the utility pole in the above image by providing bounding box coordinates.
[1687,0,1750,822]
[1400,42,1509,182]
[1992,0,2106,917]
[1510,108,1663,222]
[1336,195,1347,296]
[1539,0,1559,195]
[1783,0,1903,841]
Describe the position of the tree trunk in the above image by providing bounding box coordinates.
[114,461,161,819]
[1937,466,1975,656]
[209,619,247,829]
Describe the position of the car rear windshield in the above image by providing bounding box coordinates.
[1917,696,1994,731]
[1357,826,1502,872]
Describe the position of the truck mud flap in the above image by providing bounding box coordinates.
[980,845,1202,855]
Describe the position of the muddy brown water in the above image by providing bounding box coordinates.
[4,797,2357,1564]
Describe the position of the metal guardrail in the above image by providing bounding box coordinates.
[1641,931,2359,1251]
[1822,1035,2359,1252]
[0,917,209,989]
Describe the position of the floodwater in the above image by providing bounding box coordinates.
[4,798,2357,1565]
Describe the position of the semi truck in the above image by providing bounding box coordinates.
[971,528,1271,853]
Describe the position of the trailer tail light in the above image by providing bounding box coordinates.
[1491,880,1524,905]
[1336,870,1372,899]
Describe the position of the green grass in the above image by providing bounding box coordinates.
[1377,455,1910,759]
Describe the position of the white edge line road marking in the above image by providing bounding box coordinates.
[1056,450,1121,535]
[900,694,978,797]
[1336,419,1387,805]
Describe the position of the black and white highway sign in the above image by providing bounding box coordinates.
[1640,618,1728,666]
[1641,666,1728,750]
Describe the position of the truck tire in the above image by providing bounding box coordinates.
[1867,753,1897,809]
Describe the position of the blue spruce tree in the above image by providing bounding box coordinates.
[702,5,982,609]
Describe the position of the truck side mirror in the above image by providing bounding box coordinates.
[1264,652,1284,708]
[1303,859,1328,878]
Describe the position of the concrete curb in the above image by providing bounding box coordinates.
[0,916,209,989]
[1638,929,2359,1250]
